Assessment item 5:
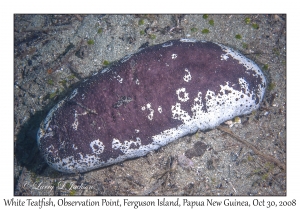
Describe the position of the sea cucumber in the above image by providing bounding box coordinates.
[37,39,266,173]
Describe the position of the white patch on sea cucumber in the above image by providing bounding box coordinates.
[45,144,55,154]
[238,78,250,93]
[171,103,191,123]
[116,75,123,83]
[158,106,162,113]
[180,38,197,42]
[111,138,121,150]
[72,144,78,150]
[220,54,229,61]
[167,76,264,132]
[47,152,104,173]
[90,139,105,155]
[40,127,53,139]
[69,88,78,100]
[183,68,192,82]
[216,43,265,78]
[216,42,266,95]
[78,153,84,160]
[172,54,177,59]
[71,110,88,130]
[72,110,79,130]
[141,103,154,120]
[162,41,173,47]
[176,87,189,102]
[112,137,142,154]
[135,129,140,133]
[146,103,154,120]
[136,79,140,85]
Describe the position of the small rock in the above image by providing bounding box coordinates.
[177,154,193,169]
[185,141,207,159]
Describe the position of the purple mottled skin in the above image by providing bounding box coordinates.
[37,39,266,173]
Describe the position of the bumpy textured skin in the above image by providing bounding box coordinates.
[37,39,266,173]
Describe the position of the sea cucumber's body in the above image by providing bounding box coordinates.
[37,39,266,173]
